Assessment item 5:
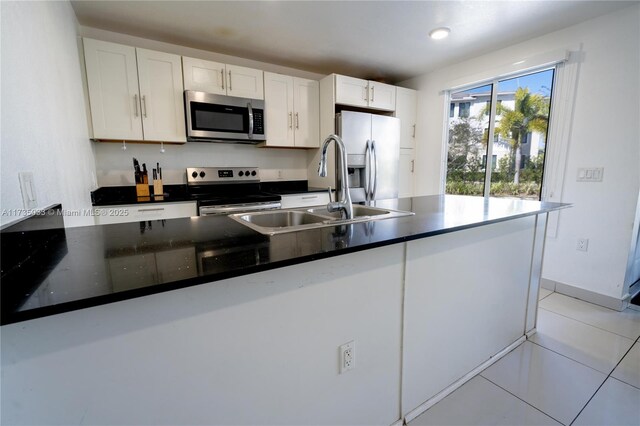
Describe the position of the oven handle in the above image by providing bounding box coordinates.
[200,202,281,216]
[247,102,254,140]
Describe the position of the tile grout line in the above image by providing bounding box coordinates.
[538,306,640,340]
[478,374,566,425]
[527,339,616,376]
[568,338,638,425]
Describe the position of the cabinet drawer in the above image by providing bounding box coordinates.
[94,201,197,225]
[280,193,330,209]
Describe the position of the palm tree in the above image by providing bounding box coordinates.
[480,88,549,184]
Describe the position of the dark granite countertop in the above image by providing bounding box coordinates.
[1,196,568,325]
[91,181,327,206]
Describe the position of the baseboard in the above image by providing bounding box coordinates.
[543,278,626,311]
[540,278,556,291]
[526,327,537,339]
[390,419,404,426]
[403,336,526,424]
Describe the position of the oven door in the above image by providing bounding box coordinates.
[185,91,265,142]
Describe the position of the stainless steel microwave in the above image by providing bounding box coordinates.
[184,91,266,143]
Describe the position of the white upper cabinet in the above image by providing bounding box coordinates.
[369,81,397,111]
[83,38,143,140]
[335,75,369,108]
[264,72,295,147]
[293,78,320,148]
[395,87,418,149]
[334,74,396,111]
[226,64,264,100]
[83,39,186,143]
[136,48,186,142]
[183,57,264,100]
[182,57,226,94]
[263,72,319,148]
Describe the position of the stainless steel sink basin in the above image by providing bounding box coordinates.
[236,210,328,228]
[230,204,414,235]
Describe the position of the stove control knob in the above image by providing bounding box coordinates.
[245,170,250,176]
[239,171,244,176]
[191,171,198,178]
[251,170,257,176]
[200,171,206,178]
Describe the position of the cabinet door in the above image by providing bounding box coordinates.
[83,38,143,140]
[226,64,264,99]
[263,72,294,147]
[396,87,417,149]
[335,74,369,108]
[136,48,186,142]
[369,81,396,111]
[293,78,320,148]
[182,57,226,94]
[279,192,330,209]
[399,148,415,198]
[94,202,197,225]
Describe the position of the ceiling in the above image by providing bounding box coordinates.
[71,1,633,83]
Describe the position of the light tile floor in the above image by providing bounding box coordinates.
[410,291,640,426]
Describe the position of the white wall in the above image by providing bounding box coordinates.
[79,26,326,185]
[1,1,97,227]
[403,4,640,300]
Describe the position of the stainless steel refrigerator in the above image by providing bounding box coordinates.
[336,111,400,204]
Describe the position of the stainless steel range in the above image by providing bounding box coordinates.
[187,167,281,216]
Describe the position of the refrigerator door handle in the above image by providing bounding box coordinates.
[371,140,378,200]
[365,140,372,201]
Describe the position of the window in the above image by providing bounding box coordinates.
[445,68,555,200]
[459,102,471,118]
[450,103,455,118]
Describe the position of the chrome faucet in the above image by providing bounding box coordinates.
[318,134,353,220]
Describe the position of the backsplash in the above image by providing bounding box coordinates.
[93,142,309,186]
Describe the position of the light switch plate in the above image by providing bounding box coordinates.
[19,172,38,209]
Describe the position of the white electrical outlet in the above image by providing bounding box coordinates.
[18,172,38,209]
[339,341,355,374]
[577,238,589,252]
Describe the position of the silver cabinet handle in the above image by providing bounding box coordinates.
[301,195,318,200]
[327,186,332,203]
[134,94,139,117]
[371,85,375,102]
[137,207,165,213]
[228,70,232,91]
[221,69,225,90]
[142,95,147,118]
[411,159,415,173]
[363,87,367,101]
[247,102,254,139]
[412,124,416,138]
[371,140,378,199]
[288,112,293,129]
[295,112,299,129]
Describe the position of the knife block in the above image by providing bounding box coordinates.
[153,179,163,197]
[136,183,150,197]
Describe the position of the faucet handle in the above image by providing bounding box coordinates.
[327,186,332,203]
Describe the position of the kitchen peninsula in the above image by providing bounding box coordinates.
[1,195,566,425]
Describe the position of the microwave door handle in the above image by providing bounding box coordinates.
[247,102,254,139]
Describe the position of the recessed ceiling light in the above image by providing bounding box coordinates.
[513,60,526,65]
[429,27,450,40]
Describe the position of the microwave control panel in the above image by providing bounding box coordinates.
[253,110,264,135]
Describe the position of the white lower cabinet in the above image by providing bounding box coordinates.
[94,201,197,225]
[399,149,415,198]
[279,192,330,209]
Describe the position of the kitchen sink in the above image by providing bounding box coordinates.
[230,204,414,235]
